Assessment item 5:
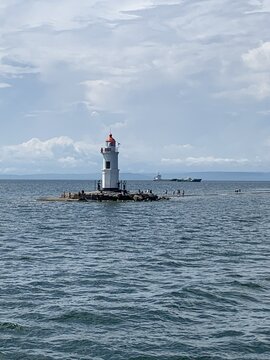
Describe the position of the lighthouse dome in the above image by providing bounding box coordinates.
[106,133,116,146]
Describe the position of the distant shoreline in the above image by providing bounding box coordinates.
[1,172,270,181]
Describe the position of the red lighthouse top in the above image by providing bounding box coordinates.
[106,133,116,146]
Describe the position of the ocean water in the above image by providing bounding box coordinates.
[0,180,270,360]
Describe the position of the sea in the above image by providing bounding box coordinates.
[0,180,269,360]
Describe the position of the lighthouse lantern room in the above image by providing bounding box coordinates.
[100,133,120,191]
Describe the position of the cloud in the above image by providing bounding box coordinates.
[58,156,78,167]
[82,79,129,112]
[214,78,270,101]
[0,0,180,35]
[242,42,270,71]
[0,82,11,88]
[225,42,270,100]
[258,109,270,116]
[0,137,99,173]
[162,156,250,167]
[0,0,268,105]
[213,41,270,100]
[246,0,270,14]
[0,1,270,172]
[163,143,193,151]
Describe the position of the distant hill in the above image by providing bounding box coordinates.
[185,172,270,181]
[1,172,270,181]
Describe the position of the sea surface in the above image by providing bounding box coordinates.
[0,180,270,360]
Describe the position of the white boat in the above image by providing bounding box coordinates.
[153,173,162,181]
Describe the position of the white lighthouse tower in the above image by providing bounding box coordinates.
[100,133,120,191]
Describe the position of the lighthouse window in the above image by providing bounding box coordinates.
[105,161,110,169]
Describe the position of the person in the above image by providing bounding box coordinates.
[182,190,185,197]
[80,190,86,200]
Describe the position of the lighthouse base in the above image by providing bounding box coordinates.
[38,190,169,202]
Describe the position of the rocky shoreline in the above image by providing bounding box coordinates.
[38,190,169,202]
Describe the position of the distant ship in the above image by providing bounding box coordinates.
[153,173,163,181]
[153,174,202,182]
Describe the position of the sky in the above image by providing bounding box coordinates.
[0,0,270,175]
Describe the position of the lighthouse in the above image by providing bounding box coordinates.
[100,133,119,191]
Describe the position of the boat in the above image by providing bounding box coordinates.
[168,177,202,182]
[153,174,202,182]
[153,173,162,181]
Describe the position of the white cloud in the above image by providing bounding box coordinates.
[0,137,99,173]
[163,143,193,151]
[162,156,250,166]
[82,79,129,112]
[161,143,194,159]
[214,78,270,101]
[58,156,79,167]
[0,0,180,34]
[243,42,270,71]
[0,82,11,88]
[90,110,100,117]
[246,0,270,13]
[110,120,128,129]
[223,42,270,100]
[3,137,73,159]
